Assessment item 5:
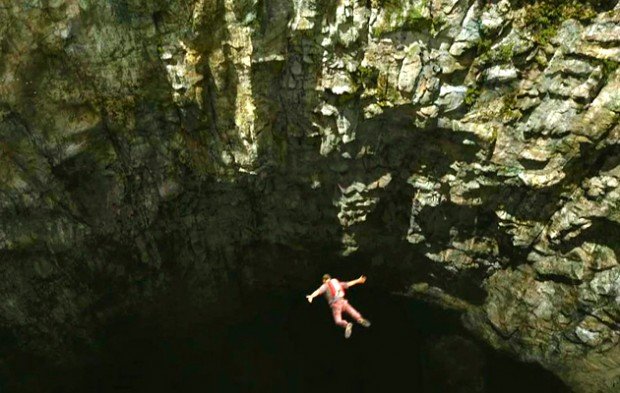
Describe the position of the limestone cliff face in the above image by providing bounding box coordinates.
[1,0,619,391]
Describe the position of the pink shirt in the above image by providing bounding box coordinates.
[318,279,349,304]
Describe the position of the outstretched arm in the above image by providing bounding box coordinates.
[345,275,367,288]
[306,285,325,303]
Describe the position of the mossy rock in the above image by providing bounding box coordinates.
[511,0,613,45]
[372,0,431,37]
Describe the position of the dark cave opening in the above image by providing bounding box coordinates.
[3,287,569,393]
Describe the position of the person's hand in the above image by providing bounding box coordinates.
[306,295,313,303]
[358,275,367,284]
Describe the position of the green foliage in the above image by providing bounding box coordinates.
[464,86,481,107]
[357,65,378,88]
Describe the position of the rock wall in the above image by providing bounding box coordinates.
[0,1,619,391]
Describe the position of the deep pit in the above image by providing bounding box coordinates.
[3,286,568,393]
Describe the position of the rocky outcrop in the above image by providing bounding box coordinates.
[0,1,619,391]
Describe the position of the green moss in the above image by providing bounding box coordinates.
[503,93,517,109]
[601,59,619,80]
[404,2,425,26]
[404,5,430,31]
[109,0,133,23]
[336,92,358,105]
[476,36,515,64]
[476,38,493,58]
[430,14,446,36]
[372,0,430,36]
[500,93,521,123]
[464,86,481,107]
[512,0,607,45]
[78,0,91,10]
[0,142,17,184]
[484,44,516,64]
[356,65,379,88]
[497,43,515,63]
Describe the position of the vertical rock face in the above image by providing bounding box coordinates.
[0,0,619,391]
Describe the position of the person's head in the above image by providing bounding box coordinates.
[322,274,331,283]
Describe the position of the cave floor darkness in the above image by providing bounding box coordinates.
[4,289,569,393]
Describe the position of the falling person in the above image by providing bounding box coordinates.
[306,274,371,338]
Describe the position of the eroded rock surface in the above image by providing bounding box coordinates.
[1,1,619,391]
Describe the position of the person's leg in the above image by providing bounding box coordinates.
[342,301,362,321]
[343,301,371,327]
[331,301,349,328]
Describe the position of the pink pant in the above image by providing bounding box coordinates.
[330,299,362,328]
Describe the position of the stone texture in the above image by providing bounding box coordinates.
[0,1,619,392]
